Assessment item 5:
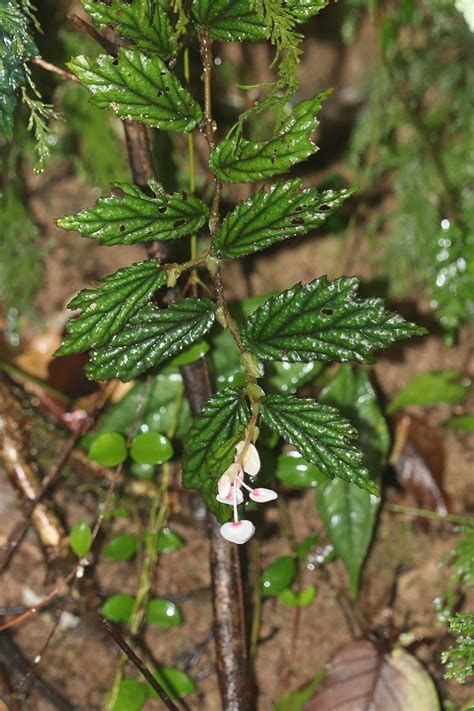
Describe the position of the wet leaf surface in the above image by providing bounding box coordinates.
[261,394,378,494]
[58,181,209,246]
[315,366,389,597]
[69,49,202,132]
[83,0,176,59]
[87,298,216,382]
[242,277,425,365]
[212,179,353,258]
[209,94,326,183]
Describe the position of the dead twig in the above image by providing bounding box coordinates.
[0,384,109,573]
[102,618,179,711]
[30,57,78,82]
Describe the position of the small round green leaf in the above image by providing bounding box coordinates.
[101,593,135,623]
[278,589,299,607]
[147,667,195,700]
[105,533,137,561]
[170,340,209,366]
[261,556,296,598]
[156,527,184,553]
[130,461,156,480]
[130,432,173,465]
[298,585,317,607]
[146,598,182,628]
[69,520,93,557]
[89,432,127,467]
[279,585,317,608]
[106,678,146,711]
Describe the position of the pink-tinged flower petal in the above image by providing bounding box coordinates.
[216,486,244,506]
[249,487,278,503]
[217,474,231,498]
[235,441,260,476]
[220,520,255,544]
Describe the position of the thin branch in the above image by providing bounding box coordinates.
[0,383,109,573]
[30,56,78,82]
[101,618,179,711]
[67,14,116,56]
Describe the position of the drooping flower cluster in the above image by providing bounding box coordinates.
[217,441,277,544]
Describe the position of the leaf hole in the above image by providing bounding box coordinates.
[320,204,331,212]
[119,224,126,232]
[112,58,119,66]
[320,307,334,316]
[174,219,186,228]
[158,206,166,213]
[291,217,305,226]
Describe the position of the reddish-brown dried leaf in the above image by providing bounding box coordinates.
[390,414,450,515]
[305,639,440,711]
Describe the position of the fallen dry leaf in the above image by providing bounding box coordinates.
[305,639,440,711]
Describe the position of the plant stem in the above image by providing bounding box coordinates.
[184,46,198,295]
[384,503,473,526]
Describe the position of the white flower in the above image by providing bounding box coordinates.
[235,441,261,476]
[217,440,277,544]
[220,520,255,545]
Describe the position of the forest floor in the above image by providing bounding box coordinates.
[0,8,473,711]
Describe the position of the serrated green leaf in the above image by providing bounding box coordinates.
[388,370,469,413]
[58,181,209,246]
[209,94,327,183]
[89,432,128,466]
[147,667,196,700]
[212,179,353,258]
[315,366,389,597]
[55,260,165,356]
[68,49,202,132]
[0,2,37,137]
[69,520,93,557]
[82,0,176,59]
[260,394,378,494]
[105,533,138,561]
[261,555,296,597]
[146,598,182,628]
[182,389,250,521]
[106,678,147,711]
[242,276,425,365]
[130,432,174,464]
[286,0,328,23]
[86,298,216,381]
[101,593,135,623]
[191,0,268,41]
